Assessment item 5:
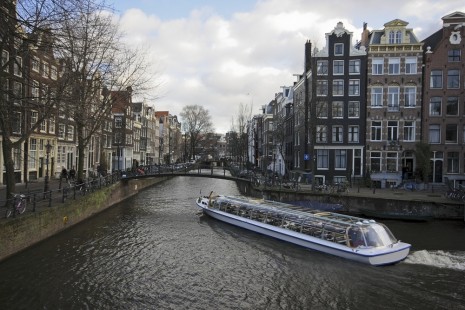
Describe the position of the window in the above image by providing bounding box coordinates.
[332,80,344,96]
[115,116,123,128]
[371,121,382,141]
[49,117,55,134]
[317,149,329,169]
[316,80,328,96]
[349,59,360,74]
[334,43,343,56]
[430,70,443,88]
[316,102,328,118]
[332,125,343,143]
[371,87,383,107]
[2,50,8,72]
[333,60,344,75]
[335,150,347,169]
[387,121,398,141]
[32,80,39,100]
[429,97,441,116]
[348,101,360,118]
[29,138,37,169]
[386,153,398,172]
[370,152,381,172]
[448,49,461,62]
[67,125,74,141]
[387,86,399,111]
[447,69,460,89]
[12,146,21,170]
[372,58,383,75]
[428,124,440,143]
[30,111,38,129]
[388,58,400,74]
[58,124,65,139]
[395,30,402,43]
[348,125,359,142]
[32,56,40,72]
[51,66,57,80]
[447,152,459,173]
[13,81,22,103]
[40,119,46,132]
[114,132,123,144]
[403,121,415,141]
[348,79,360,96]
[12,112,21,134]
[332,101,343,118]
[317,60,328,75]
[445,124,457,143]
[404,86,416,107]
[316,125,327,142]
[446,97,459,116]
[388,31,395,44]
[42,62,49,78]
[14,56,22,76]
[405,57,417,74]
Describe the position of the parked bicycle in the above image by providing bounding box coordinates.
[5,193,27,218]
[403,181,420,191]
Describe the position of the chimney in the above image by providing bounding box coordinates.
[360,22,369,48]
[304,40,312,73]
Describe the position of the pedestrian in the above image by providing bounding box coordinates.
[61,166,68,181]
[69,167,76,180]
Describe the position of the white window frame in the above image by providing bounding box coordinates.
[371,87,383,107]
[405,57,417,74]
[388,58,400,75]
[372,58,383,75]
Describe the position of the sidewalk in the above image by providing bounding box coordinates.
[0,178,66,203]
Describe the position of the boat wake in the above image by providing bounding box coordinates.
[404,250,465,270]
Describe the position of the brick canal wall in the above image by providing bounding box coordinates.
[0,177,169,262]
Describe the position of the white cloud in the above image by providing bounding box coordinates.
[116,0,465,133]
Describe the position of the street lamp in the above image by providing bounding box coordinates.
[44,141,52,196]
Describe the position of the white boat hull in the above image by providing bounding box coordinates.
[198,202,410,266]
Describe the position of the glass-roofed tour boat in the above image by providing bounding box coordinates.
[196,192,411,266]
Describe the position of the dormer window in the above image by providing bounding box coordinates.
[395,30,402,43]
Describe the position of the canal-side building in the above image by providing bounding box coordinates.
[422,12,465,186]
[365,20,423,188]
[111,88,134,171]
[272,86,294,176]
[311,22,367,186]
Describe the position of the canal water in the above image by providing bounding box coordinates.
[0,177,464,309]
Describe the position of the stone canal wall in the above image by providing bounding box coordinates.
[0,177,168,262]
[259,188,464,220]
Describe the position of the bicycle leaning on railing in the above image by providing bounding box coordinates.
[5,193,27,218]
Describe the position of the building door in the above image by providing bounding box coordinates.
[39,157,44,178]
[429,151,443,183]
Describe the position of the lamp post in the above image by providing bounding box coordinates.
[44,141,52,196]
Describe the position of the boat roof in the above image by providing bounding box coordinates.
[216,195,375,229]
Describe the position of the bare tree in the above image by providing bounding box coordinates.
[230,102,252,168]
[54,0,152,180]
[180,105,213,161]
[0,0,67,203]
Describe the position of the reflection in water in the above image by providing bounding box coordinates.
[0,176,464,309]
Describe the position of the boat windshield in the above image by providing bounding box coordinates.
[362,223,397,247]
[348,223,397,248]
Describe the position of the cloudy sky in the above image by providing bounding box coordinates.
[111,0,465,133]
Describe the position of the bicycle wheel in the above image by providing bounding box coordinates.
[16,200,26,214]
[5,207,13,218]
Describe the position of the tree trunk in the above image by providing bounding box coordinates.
[2,135,16,207]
